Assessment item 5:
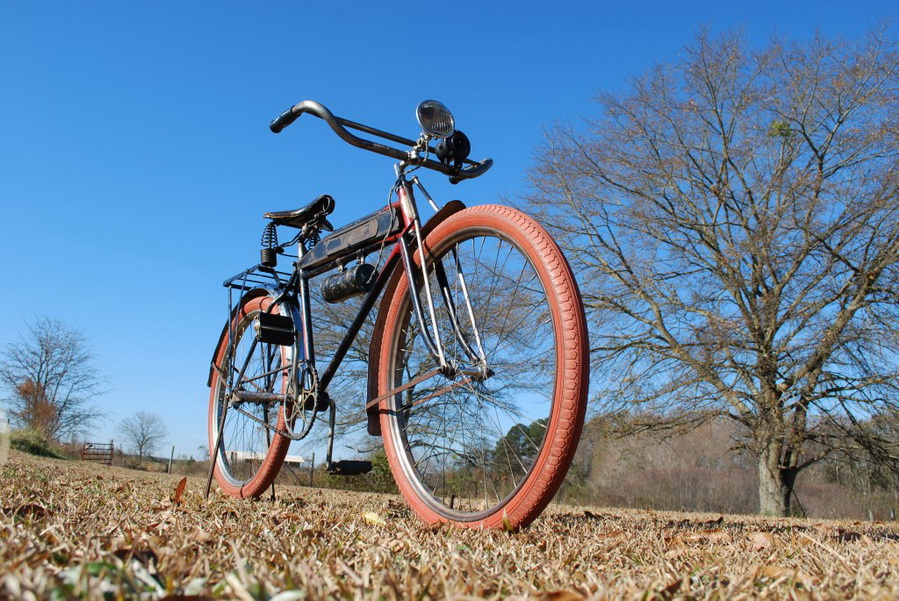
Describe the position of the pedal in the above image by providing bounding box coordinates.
[327,460,373,476]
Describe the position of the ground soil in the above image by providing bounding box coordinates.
[2,450,899,600]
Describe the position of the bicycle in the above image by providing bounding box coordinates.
[206,99,589,529]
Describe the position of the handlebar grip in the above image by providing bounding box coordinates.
[270,106,301,133]
[448,158,493,185]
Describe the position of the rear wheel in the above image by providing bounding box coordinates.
[208,292,292,498]
[378,205,588,529]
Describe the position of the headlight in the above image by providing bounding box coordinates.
[416,100,455,139]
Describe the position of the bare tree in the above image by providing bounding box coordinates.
[0,316,105,440]
[120,411,167,461]
[526,27,899,515]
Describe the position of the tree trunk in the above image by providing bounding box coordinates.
[758,445,796,516]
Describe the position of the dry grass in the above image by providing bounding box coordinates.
[2,451,899,600]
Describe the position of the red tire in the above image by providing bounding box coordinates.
[378,205,588,529]
[208,292,292,498]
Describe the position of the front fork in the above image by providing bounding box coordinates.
[396,172,488,378]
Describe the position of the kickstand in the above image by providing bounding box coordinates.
[324,397,337,470]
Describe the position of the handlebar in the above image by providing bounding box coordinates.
[270,100,492,183]
[270,106,302,133]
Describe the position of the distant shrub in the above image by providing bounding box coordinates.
[10,429,67,459]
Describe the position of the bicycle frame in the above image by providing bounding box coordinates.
[213,168,485,475]
[205,99,499,498]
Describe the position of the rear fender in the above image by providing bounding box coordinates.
[206,287,275,388]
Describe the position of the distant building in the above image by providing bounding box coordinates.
[227,451,306,466]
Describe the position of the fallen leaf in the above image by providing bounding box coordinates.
[173,477,187,505]
[701,516,725,529]
[834,529,862,543]
[790,534,813,548]
[756,565,787,581]
[596,529,625,540]
[755,565,814,590]
[703,529,730,542]
[297,528,325,539]
[748,531,775,550]
[271,512,303,525]
[190,529,213,543]
[3,503,50,519]
[362,511,387,526]
[543,591,585,601]
[660,579,682,596]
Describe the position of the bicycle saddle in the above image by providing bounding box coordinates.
[264,194,335,231]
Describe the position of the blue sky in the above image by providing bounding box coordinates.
[1,1,896,459]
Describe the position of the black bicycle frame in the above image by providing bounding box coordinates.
[263,176,483,467]
[207,99,495,497]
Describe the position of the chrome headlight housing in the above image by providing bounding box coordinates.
[416,100,455,139]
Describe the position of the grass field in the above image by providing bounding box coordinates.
[2,450,899,600]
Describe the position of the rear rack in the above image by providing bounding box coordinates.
[223,264,293,292]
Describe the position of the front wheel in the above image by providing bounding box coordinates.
[208,291,292,498]
[378,205,588,529]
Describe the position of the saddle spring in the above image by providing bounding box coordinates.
[260,222,282,267]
